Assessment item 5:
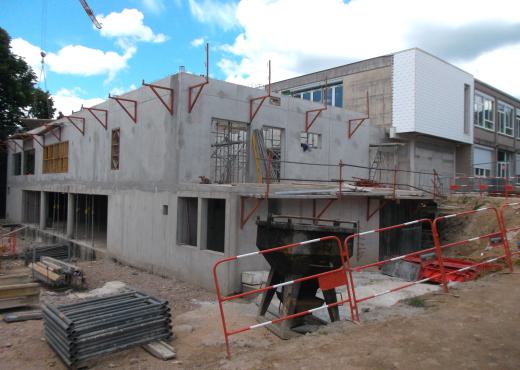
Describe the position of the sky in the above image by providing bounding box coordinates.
[1,0,520,116]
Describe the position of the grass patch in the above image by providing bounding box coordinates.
[403,296,427,308]
[514,259,520,267]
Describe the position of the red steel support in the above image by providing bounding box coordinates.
[240,152,272,229]
[366,198,391,221]
[42,124,62,142]
[8,140,23,151]
[347,91,370,138]
[66,116,86,135]
[498,202,520,272]
[213,235,355,358]
[143,80,174,115]
[84,106,108,129]
[188,43,209,113]
[30,134,44,148]
[249,60,272,123]
[304,79,328,132]
[109,94,137,123]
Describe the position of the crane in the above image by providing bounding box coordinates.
[78,0,102,29]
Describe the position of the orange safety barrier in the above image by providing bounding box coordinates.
[342,218,436,322]
[432,206,513,292]
[0,226,25,256]
[498,202,520,263]
[212,236,356,358]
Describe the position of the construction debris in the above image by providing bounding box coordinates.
[142,340,176,360]
[23,244,71,264]
[3,310,43,323]
[29,256,85,289]
[43,290,173,368]
[0,273,40,310]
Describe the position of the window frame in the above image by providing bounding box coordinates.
[42,141,69,174]
[111,128,120,170]
[474,92,495,131]
[497,101,514,137]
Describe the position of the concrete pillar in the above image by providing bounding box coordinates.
[39,191,47,229]
[66,193,74,238]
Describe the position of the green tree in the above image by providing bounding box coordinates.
[0,26,55,141]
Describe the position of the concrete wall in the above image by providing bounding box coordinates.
[343,66,392,127]
[6,73,376,293]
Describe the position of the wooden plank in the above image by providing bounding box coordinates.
[28,263,62,282]
[0,283,40,299]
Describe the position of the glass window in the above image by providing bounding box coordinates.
[302,92,311,101]
[516,110,520,139]
[474,93,494,130]
[300,132,321,150]
[334,85,343,107]
[13,152,21,176]
[498,102,513,136]
[312,89,322,102]
[325,87,333,106]
[293,93,301,99]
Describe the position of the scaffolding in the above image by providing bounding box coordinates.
[210,119,249,184]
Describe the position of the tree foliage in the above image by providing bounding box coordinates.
[0,27,55,140]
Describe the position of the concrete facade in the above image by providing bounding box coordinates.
[7,73,415,294]
[472,80,520,179]
[271,48,472,192]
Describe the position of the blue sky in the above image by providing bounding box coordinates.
[1,0,520,115]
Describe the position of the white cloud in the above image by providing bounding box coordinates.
[10,38,135,82]
[52,88,104,117]
[141,0,165,14]
[191,37,205,47]
[188,0,237,30]
[219,0,520,97]
[10,38,43,76]
[97,8,167,44]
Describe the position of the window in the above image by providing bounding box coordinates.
[497,150,512,178]
[464,84,470,134]
[473,146,492,178]
[23,149,35,175]
[474,93,494,130]
[177,197,198,246]
[474,167,491,177]
[262,126,282,181]
[516,110,520,139]
[43,142,69,173]
[300,132,321,150]
[211,119,248,184]
[203,199,226,253]
[13,153,21,176]
[111,129,120,170]
[498,102,513,136]
[292,84,343,107]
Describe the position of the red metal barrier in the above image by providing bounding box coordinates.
[498,202,520,268]
[342,219,436,321]
[432,206,512,292]
[450,176,514,197]
[0,226,25,256]
[212,236,355,358]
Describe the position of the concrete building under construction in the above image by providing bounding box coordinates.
[4,48,478,293]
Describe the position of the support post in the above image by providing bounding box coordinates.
[109,94,138,123]
[66,193,75,238]
[188,43,209,113]
[39,191,47,229]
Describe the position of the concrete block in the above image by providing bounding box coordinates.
[241,270,269,286]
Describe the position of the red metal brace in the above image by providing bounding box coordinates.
[84,106,108,129]
[348,91,370,138]
[304,79,328,132]
[30,134,44,148]
[250,60,272,123]
[9,140,24,151]
[188,43,209,113]
[109,94,137,123]
[366,198,391,221]
[143,80,174,115]
[42,124,62,142]
[66,116,86,135]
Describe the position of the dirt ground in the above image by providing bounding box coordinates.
[1,258,519,370]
